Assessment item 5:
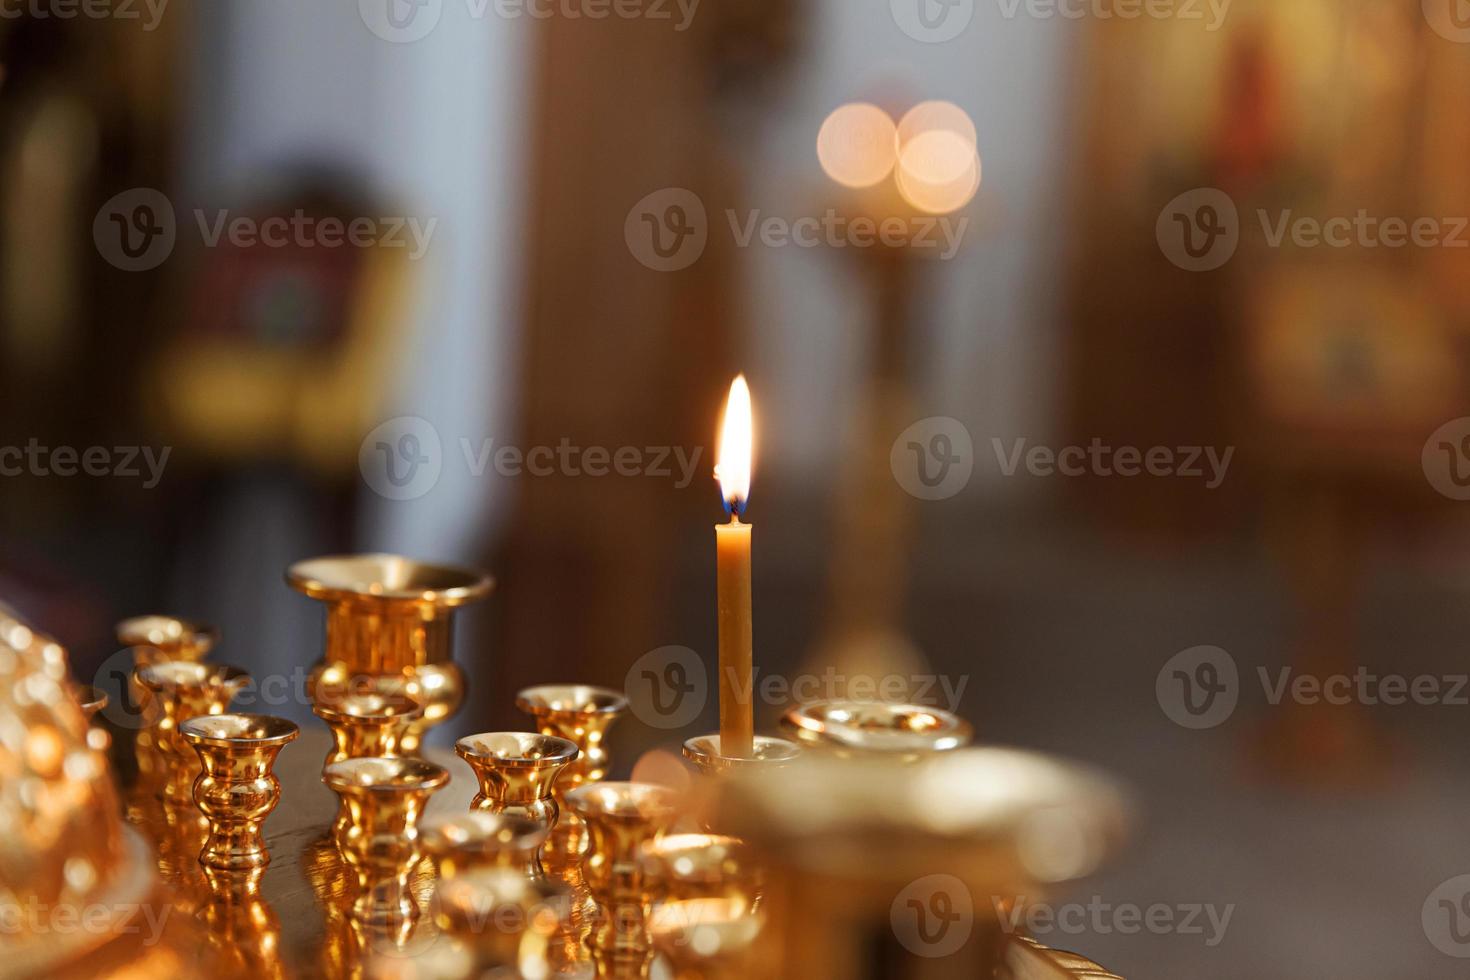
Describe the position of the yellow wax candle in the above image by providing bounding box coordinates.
[715,375,755,759]
[716,517,754,759]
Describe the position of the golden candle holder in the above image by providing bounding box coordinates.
[515,684,628,859]
[75,684,109,721]
[370,868,565,980]
[642,833,764,977]
[681,734,802,776]
[565,781,682,978]
[117,615,218,780]
[453,732,578,880]
[180,713,299,870]
[137,660,250,803]
[710,748,1129,979]
[323,756,450,927]
[779,700,973,760]
[313,677,425,769]
[420,811,550,883]
[287,554,493,753]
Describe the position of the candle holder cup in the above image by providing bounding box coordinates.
[643,833,765,977]
[312,676,425,770]
[323,756,449,927]
[779,700,973,761]
[453,732,578,881]
[288,555,492,754]
[118,615,218,780]
[181,713,299,870]
[420,811,549,883]
[514,684,628,861]
[137,661,250,803]
[565,781,682,978]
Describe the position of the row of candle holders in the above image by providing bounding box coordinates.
[110,555,1118,979]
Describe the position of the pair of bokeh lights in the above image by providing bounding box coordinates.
[817,101,982,216]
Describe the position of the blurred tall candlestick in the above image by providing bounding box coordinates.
[716,376,755,759]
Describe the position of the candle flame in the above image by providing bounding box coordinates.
[716,375,753,515]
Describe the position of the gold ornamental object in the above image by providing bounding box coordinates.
[515,684,628,858]
[287,554,493,753]
[642,833,764,977]
[453,732,578,880]
[710,747,1129,979]
[0,609,206,980]
[75,684,108,721]
[313,676,425,769]
[420,811,550,884]
[779,699,973,759]
[137,660,251,803]
[681,733,802,776]
[323,756,450,927]
[565,781,682,978]
[180,713,300,870]
[117,615,219,779]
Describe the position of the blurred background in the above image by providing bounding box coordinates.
[2,0,1469,976]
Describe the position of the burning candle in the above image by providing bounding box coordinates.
[715,375,755,760]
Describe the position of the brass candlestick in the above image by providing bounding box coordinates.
[312,679,424,769]
[643,833,764,978]
[323,756,450,927]
[565,782,681,978]
[374,869,564,980]
[779,700,972,760]
[421,811,549,882]
[681,734,802,776]
[180,713,299,870]
[287,554,493,753]
[137,661,250,803]
[453,732,578,880]
[515,684,628,859]
[118,615,218,780]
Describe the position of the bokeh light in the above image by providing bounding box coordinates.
[816,103,898,189]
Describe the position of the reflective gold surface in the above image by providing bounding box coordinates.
[288,555,493,752]
[182,713,300,870]
[779,699,973,758]
[137,661,251,803]
[565,782,681,978]
[117,615,220,661]
[323,756,450,928]
[680,734,801,776]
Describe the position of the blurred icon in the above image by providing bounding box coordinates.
[890,874,974,957]
[92,648,152,730]
[1156,646,1238,730]
[625,188,708,272]
[891,417,974,501]
[1156,188,1239,272]
[891,0,975,43]
[1422,418,1470,501]
[359,0,443,43]
[1424,0,1470,43]
[624,645,707,729]
[93,188,176,272]
[1424,875,1470,957]
[359,417,443,501]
